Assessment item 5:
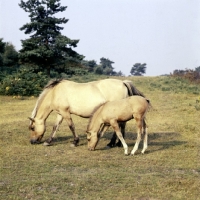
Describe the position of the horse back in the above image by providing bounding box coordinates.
[95,79,128,101]
[100,96,149,122]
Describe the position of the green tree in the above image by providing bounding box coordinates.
[99,57,115,75]
[130,63,146,76]
[0,38,6,66]
[19,0,84,77]
[115,70,124,76]
[94,66,103,75]
[81,60,97,72]
[195,66,200,72]
[3,43,18,67]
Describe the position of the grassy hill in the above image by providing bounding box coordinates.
[0,75,199,199]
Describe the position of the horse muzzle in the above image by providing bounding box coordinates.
[30,138,42,144]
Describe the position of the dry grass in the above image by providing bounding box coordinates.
[0,76,199,200]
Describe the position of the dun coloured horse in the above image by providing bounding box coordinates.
[86,96,150,155]
[28,79,145,146]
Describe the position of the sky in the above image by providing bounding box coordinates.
[0,0,200,76]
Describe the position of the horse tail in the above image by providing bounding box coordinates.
[145,98,153,112]
[123,80,145,97]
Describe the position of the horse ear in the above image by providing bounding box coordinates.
[28,117,35,122]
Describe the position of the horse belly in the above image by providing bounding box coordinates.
[68,93,106,118]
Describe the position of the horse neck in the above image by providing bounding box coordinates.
[88,106,103,132]
[32,89,53,122]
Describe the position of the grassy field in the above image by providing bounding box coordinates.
[0,76,199,200]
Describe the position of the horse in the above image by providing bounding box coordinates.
[86,96,150,155]
[28,78,145,146]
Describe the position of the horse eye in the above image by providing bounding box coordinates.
[29,125,35,131]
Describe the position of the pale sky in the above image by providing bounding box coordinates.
[0,0,200,76]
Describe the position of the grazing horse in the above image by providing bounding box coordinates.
[28,78,145,146]
[86,96,150,155]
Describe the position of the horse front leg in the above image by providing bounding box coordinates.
[110,120,128,155]
[116,122,126,147]
[65,117,79,147]
[107,122,126,148]
[69,120,79,147]
[44,114,63,146]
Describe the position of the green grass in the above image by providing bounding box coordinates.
[0,76,200,200]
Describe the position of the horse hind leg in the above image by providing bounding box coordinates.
[141,119,148,154]
[130,117,143,155]
[44,114,63,146]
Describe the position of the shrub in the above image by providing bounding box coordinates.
[0,66,49,96]
[171,69,200,84]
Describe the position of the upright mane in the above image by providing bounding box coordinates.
[31,79,64,118]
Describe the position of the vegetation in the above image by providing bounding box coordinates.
[172,68,200,84]
[130,63,147,76]
[18,0,84,77]
[0,1,124,96]
[0,76,199,199]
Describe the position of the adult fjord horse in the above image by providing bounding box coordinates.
[28,78,145,146]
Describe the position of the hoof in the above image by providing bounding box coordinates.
[106,142,115,148]
[88,146,95,151]
[116,142,122,147]
[43,141,52,146]
[105,145,111,149]
[70,143,76,148]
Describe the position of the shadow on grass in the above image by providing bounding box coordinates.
[42,134,87,146]
[41,132,187,154]
[100,131,187,154]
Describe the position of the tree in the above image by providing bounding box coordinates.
[115,70,124,76]
[99,57,115,75]
[195,66,200,72]
[3,43,18,67]
[130,63,146,76]
[19,0,84,76]
[0,38,6,66]
[94,66,103,75]
[81,60,97,72]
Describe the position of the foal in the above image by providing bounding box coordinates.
[86,96,150,155]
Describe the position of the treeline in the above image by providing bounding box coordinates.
[0,38,122,77]
[0,0,126,96]
[0,0,198,97]
[171,67,200,84]
[0,38,124,97]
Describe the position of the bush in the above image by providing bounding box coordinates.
[172,69,200,84]
[0,66,49,96]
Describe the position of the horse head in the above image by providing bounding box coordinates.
[86,130,101,151]
[28,117,46,144]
